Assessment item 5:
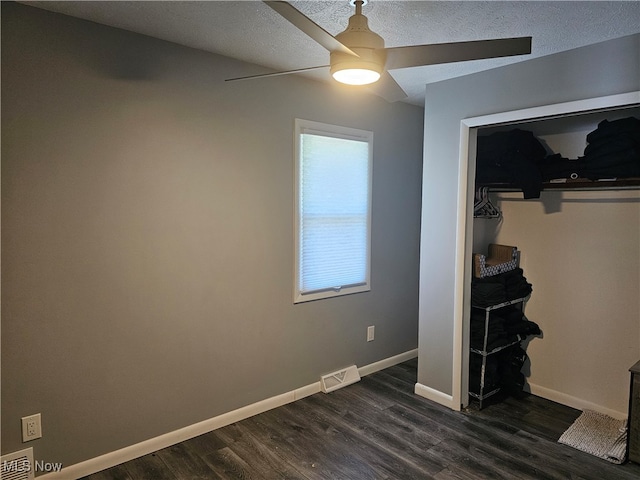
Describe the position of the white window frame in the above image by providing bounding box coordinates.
[294,119,373,303]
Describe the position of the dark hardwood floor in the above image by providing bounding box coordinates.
[82,359,640,479]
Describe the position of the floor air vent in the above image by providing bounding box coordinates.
[320,365,361,393]
[1,447,35,480]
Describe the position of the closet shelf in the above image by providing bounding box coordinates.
[471,294,531,311]
[479,177,640,192]
[470,336,524,357]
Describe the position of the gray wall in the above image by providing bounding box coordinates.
[418,34,640,398]
[1,3,423,468]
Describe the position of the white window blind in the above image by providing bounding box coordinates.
[294,119,372,303]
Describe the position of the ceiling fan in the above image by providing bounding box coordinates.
[227,0,532,102]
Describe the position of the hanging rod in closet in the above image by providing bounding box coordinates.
[482,178,640,193]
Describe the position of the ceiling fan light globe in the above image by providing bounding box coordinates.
[330,47,385,86]
[332,68,380,85]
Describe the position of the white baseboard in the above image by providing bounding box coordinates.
[414,382,459,411]
[412,380,627,419]
[527,382,627,420]
[40,349,417,480]
[358,349,417,377]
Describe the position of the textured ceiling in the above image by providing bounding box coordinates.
[20,1,640,106]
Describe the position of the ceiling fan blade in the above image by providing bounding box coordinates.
[383,37,532,70]
[226,65,329,82]
[264,1,357,57]
[366,71,407,103]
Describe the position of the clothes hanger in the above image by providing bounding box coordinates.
[474,186,502,219]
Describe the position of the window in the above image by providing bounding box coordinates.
[294,119,373,303]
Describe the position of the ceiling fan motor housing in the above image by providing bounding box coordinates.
[330,11,386,79]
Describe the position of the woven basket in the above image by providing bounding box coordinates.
[473,244,518,278]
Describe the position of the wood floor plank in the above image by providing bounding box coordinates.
[121,453,177,480]
[240,409,346,480]
[80,463,133,480]
[509,429,634,480]
[212,422,310,479]
[303,393,447,477]
[470,394,579,441]
[179,430,228,460]
[383,402,556,480]
[425,437,531,480]
[268,401,405,479]
[281,396,432,479]
[155,442,222,480]
[433,463,491,480]
[201,446,257,480]
[325,378,398,412]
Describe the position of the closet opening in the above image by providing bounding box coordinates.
[455,92,640,416]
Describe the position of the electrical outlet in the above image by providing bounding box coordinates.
[21,413,42,442]
[367,325,375,342]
